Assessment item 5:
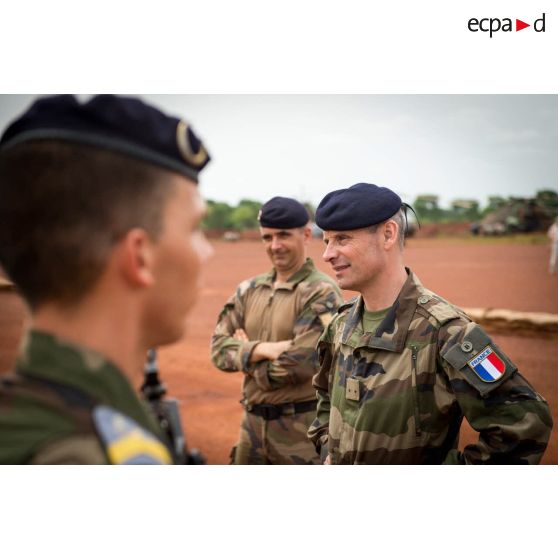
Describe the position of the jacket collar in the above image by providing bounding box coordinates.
[341,268,422,353]
[261,257,316,291]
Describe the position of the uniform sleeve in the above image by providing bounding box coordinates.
[263,282,343,390]
[210,287,260,373]
[307,323,335,458]
[438,319,553,464]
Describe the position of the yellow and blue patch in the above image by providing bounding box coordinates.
[92,405,172,465]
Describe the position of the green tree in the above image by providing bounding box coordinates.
[230,199,261,230]
[450,199,480,221]
[203,200,233,230]
[413,195,444,222]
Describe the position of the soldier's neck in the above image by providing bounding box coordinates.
[361,265,408,312]
[32,298,145,386]
[274,256,306,284]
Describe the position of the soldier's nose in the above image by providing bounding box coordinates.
[322,243,335,262]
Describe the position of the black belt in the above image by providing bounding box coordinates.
[247,399,317,421]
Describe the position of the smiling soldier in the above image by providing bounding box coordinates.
[308,182,552,465]
[211,197,342,464]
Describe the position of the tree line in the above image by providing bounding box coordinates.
[203,190,558,230]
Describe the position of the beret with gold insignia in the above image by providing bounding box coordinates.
[0,95,210,183]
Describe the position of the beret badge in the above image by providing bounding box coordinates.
[176,120,209,168]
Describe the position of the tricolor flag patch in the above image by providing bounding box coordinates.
[467,346,506,382]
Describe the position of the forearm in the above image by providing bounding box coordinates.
[264,328,323,388]
[210,334,260,373]
[453,395,551,464]
[249,340,292,363]
[308,388,331,458]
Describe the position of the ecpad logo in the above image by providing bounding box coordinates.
[468,13,546,37]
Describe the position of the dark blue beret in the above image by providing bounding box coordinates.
[315,183,402,230]
[0,95,210,183]
[258,197,309,229]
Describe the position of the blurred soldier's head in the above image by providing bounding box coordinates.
[257,196,311,276]
[0,95,212,346]
[315,183,407,292]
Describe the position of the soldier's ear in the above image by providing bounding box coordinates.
[117,228,156,288]
[382,220,398,250]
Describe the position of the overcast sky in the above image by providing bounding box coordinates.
[1,94,557,209]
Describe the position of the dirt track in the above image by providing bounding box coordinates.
[2,237,557,464]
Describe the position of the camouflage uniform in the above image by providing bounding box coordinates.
[211,258,342,464]
[308,269,553,464]
[0,330,173,464]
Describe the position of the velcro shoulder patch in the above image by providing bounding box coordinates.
[92,406,172,465]
[337,296,358,315]
[442,324,517,396]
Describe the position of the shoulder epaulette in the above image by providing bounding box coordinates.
[416,294,468,325]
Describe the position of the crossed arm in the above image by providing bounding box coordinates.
[210,283,342,391]
[232,328,292,363]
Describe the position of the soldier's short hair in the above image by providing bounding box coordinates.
[0,140,177,310]
[369,208,406,249]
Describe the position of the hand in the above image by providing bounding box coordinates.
[264,340,292,361]
[250,340,293,363]
[323,454,331,465]
[233,328,249,342]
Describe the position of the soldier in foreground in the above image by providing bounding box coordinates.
[211,197,343,464]
[308,183,552,464]
[0,95,212,464]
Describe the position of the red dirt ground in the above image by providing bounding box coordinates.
[1,237,557,464]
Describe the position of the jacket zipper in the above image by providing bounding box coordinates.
[411,346,422,437]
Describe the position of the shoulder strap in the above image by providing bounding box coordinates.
[1,370,96,432]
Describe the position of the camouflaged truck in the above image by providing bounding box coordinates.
[471,196,557,236]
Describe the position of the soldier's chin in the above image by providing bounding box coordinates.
[150,320,188,348]
[273,258,290,270]
[336,277,354,291]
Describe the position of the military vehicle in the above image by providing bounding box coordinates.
[471,196,557,236]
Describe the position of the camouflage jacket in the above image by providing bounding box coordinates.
[308,269,553,464]
[0,330,173,464]
[211,258,343,406]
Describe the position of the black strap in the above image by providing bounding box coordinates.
[1,370,97,433]
[248,399,317,420]
[402,202,420,234]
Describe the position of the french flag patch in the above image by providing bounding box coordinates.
[467,346,506,383]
